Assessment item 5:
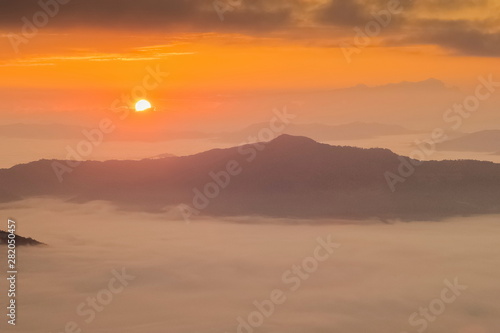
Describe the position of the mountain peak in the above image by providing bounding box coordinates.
[269,134,319,146]
[383,78,446,89]
[0,230,44,246]
[2,135,500,220]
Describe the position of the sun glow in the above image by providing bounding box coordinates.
[135,99,152,112]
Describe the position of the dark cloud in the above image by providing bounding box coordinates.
[0,0,296,32]
[410,20,500,57]
[416,0,489,10]
[313,0,415,27]
[0,0,499,57]
[312,0,500,57]
[315,0,369,26]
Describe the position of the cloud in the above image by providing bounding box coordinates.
[1,0,499,56]
[410,20,500,57]
[0,198,499,332]
[0,0,297,32]
[315,0,369,26]
[313,0,416,27]
[415,0,490,11]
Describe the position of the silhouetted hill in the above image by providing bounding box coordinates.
[1,135,500,221]
[146,153,177,160]
[438,130,500,152]
[335,78,451,93]
[0,231,44,246]
[215,122,413,143]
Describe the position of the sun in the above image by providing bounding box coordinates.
[135,99,152,112]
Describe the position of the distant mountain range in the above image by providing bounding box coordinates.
[215,122,413,143]
[0,123,85,140]
[0,231,44,246]
[0,121,413,144]
[438,130,500,153]
[1,135,500,221]
[345,78,450,92]
[146,153,177,160]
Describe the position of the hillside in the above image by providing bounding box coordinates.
[438,130,500,152]
[1,135,500,220]
[0,231,44,246]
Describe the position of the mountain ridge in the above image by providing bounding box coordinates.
[438,130,500,153]
[1,135,500,221]
[0,230,44,246]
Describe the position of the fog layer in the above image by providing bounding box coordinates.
[0,199,498,333]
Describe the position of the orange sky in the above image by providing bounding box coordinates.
[1,32,499,121]
[0,0,499,149]
[2,31,500,91]
[0,0,499,105]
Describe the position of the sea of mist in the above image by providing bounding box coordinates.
[0,199,498,333]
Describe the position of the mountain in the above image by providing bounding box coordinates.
[0,123,210,142]
[146,153,177,160]
[215,122,413,143]
[1,135,500,221]
[438,130,500,152]
[0,231,44,246]
[0,123,85,140]
[345,78,450,92]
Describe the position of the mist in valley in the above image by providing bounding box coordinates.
[0,199,498,333]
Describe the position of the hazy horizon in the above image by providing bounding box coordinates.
[2,0,500,332]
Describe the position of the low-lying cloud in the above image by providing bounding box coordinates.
[0,199,499,332]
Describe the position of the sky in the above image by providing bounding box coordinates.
[1,4,500,331]
[1,0,500,165]
[2,0,500,102]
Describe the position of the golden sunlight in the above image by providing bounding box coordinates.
[135,99,152,112]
